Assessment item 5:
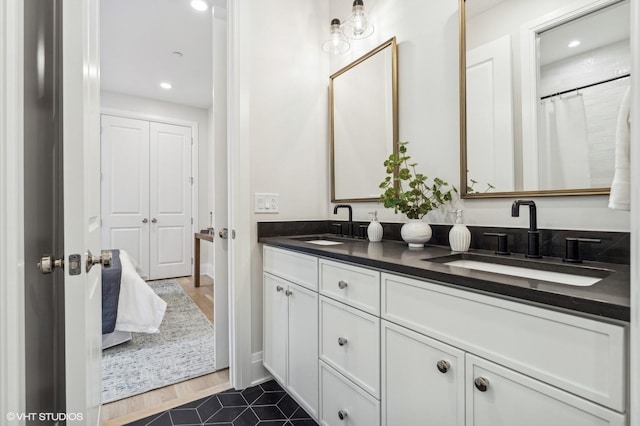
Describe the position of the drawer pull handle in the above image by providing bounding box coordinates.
[276,286,284,292]
[474,377,490,392]
[338,337,348,346]
[436,360,450,374]
[338,410,348,420]
[338,280,348,289]
[285,290,293,296]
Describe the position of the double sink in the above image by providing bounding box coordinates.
[296,236,612,287]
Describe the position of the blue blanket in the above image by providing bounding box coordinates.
[102,249,122,334]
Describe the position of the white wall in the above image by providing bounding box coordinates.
[245,0,330,355]
[101,91,214,271]
[325,0,630,232]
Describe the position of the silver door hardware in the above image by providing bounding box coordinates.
[142,218,148,223]
[151,218,157,223]
[276,286,284,292]
[338,410,348,420]
[68,254,82,275]
[218,228,236,239]
[337,337,348,346]
[338,280,348,289]
[437,360,450,373]
[285,289,293,296]
[37,254,64,274]
[85,249,112,272]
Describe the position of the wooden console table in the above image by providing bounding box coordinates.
[194,232,214,287]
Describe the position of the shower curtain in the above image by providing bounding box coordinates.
[538,94,591,190]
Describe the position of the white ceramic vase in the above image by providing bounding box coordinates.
[401,219,432,248]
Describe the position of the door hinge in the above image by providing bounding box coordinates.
[191,257,193,265]
[191,217,193,225]
[191,137,194,144]
[190,177,194,184]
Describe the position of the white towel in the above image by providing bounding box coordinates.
[608,86,631,210]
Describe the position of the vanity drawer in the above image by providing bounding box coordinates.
[319,361,380,426]
[263,246,318,291]
[319,259,380,315]
[320,296,380,398]
[381,273,627,412]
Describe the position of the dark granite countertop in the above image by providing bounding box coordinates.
[259,234,630,322]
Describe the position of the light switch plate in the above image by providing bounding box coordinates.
[255,193,279,213]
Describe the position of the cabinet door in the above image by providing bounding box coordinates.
[263,273,288,385]
[287,282,319,419]
[382,321,464,426]
[466,354,626,426]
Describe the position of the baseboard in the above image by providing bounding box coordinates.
[250,351,271,386]
[199,262,214,279]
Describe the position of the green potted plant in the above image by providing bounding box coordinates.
[379,141,457,247]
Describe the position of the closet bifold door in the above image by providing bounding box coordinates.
[148,122,193,279]
[100,115,151,278]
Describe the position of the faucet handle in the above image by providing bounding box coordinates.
[331,223,343,236]
[563,237,601,263]
[484,232,510,255]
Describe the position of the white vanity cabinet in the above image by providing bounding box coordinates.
[263,247,319,418]
[381,272,628,425]
[262,245,629,425]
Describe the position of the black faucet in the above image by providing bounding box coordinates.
[333,204,353,237]
[511,200,541,258]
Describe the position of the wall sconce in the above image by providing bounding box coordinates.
[322,0,374,55]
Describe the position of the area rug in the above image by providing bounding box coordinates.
[102,280,216,403]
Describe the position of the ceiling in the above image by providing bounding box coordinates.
[100,0,219,109]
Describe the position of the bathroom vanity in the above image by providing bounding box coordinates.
[261,236,629,426]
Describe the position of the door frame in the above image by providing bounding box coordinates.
[100,108,200,276]
[0,0,26,420]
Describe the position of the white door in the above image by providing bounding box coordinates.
[466,354,625,426]
[101,115,150,277]
[466,35,515,192]
[262,273,288,385]
[149,122,193,279]
[382,320,465,426]
[62,0,102,423]
[287,282,319,418]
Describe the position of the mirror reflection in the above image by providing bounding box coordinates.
[331,37,398,202]
[461,0,630,197]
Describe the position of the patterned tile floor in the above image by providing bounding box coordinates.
[126,380,319,426]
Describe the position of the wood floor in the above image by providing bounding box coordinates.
[101,275,230,426]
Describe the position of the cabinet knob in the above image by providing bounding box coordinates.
[285,290,292,296]
[474,377,490,392]
[338,410,348,420]
[142,218,148,223]
[338,337,348,346]
[436,360,450,373]
[338,280,348,289]
[151,218,157,223]
[276,285,284,292]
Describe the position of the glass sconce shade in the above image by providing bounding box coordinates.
[322,18,351,55]
[342,0,374,39]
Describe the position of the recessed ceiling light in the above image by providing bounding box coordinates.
[172,51,183,58]
[190,0,208,11]
[160,82,172,90]
[568,40,581,48]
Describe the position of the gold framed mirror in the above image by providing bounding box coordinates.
[330,37,398,202]
[460,0,630,198]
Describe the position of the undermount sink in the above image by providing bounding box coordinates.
[304,240,344,246]
[428,253,612,287]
